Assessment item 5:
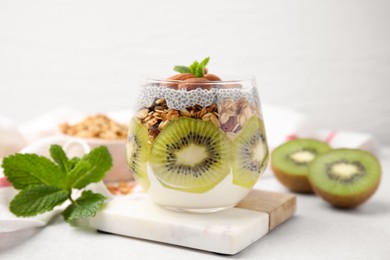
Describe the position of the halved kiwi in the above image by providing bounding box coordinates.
[232,116,269,188]
[308,149,381,208]
[271,139,331,193]
[150,117,230,193]
[126,118,151,191]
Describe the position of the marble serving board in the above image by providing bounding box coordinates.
[88,189,296,255]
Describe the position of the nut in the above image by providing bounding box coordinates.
[168,73,196,81]
[180,109,191,117]
[243,106,253,119]
[178,78,212,91]
[220,113,230,124]
[221,116,236,132]
[219,83,242,89]
[166,110,180,120]
[204,73,221,81]
[162,73,196,89]
[136,108,149,119]
[209,114,221,128]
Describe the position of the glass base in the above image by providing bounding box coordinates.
[162,204,235,213]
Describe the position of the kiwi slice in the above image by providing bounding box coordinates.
[126,118,150,191]
[232,116,269,188]
[271,139,331,193]
[150,117,230,193]
[308,149,381,208]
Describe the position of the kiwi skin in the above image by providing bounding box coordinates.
[272,166,313,193]
[308,149,381,209]
[310,181,380,209]
[271,138,332,193]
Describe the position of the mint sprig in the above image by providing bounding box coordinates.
[62,190,106,222]
[173,57,210,78]
[2,145,112,224]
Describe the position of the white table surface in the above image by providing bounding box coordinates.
[1,148,389,260]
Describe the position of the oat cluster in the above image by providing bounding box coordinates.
[59,114,127,140]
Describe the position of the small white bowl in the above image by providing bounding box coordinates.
[82,137,132,183]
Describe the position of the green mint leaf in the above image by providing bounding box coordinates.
[189,61,199,75]
[50,144,70,173]
[10,185,69,217]
[173,66,191,74]
[62,190,106,223]
[68,157,81,170]
[67,160,91,188]
[2,154,67,190]
[195,57,210,78]
[69,146,112,189]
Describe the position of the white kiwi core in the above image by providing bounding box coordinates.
[330,163,360,180]
[290,150,315,163]
[175,144,207,166]
[253,142,266,162]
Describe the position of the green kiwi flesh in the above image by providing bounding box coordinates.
[126,118,151,191]
[150,117,230,193]
[232,116,269,188]
[308,149,381,208]
[271,139,331,193]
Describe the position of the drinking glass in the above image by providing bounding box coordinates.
[126,74,269,212]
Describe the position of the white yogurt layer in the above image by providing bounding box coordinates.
[145,164,251,210]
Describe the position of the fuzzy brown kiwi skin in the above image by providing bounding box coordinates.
[309,178,381,208]
[271,164,313,193]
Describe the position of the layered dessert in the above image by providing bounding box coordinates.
[126,58,269,212]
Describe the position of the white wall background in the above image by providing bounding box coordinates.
[1,0,389,143]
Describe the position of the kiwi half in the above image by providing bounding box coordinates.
[271,139,331,193]
[308,149,381,208]
[150,117,230,193]
[126,118,151,191]
[232,116,269,188]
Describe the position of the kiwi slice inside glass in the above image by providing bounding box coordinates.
[271,139,331,193]
[126,118,151,191]
[308,149,381,208]
[150,117,230,193]
[232,116,269,188]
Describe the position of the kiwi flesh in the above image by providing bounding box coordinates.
[308,149,381,208]
[232,116,269,188]
[271,139,331,193]
[150,117,230,193]
[126,118,151,191]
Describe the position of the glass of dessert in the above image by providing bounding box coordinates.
[127,57,269,212]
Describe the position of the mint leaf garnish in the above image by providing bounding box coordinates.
[2,145,112,225]
[173,66,191,74]
[70,146,112,189]
[189,61,199,75]
[195,57,210,78]
[10,185,69,217]
[2,154,67,190]
[62,190,106,223]
[50,144,70,173]
[174,57,211,78]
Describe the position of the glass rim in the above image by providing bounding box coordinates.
[143,73,256,86]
